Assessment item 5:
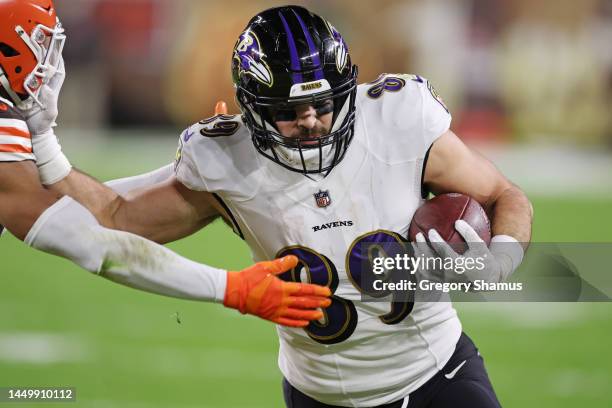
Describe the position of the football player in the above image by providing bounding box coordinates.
[0,0,331,329]
[33,5,532,407]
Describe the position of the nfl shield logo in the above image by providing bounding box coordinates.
[314,190,332,208]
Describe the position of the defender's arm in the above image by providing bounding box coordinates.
[0,161,226,301]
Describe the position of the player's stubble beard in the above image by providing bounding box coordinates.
[275,123,334,172]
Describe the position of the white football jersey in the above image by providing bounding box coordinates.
[175,74,461,407]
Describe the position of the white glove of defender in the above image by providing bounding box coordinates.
[416,220,524,285]
[24,56,71,185]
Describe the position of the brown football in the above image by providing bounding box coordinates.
[408,193,491,254]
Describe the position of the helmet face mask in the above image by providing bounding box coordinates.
[0,0,65,110]
[17,20,65,108]
[232,6,358,175]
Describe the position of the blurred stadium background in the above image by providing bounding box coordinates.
[1,0,612,407]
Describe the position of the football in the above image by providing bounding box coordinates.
[408,193,491,253]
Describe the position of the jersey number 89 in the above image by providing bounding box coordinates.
[276,230,414,345]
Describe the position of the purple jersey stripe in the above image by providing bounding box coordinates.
[292,9,324,80]
[279,11,303,84]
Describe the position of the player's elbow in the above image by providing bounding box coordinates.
[483,179,526,214]
[102,195,131,230]
[493,182,532,219]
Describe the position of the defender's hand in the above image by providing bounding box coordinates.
[23,57,71,185]
[224,255,332,327]
[24,56,65,135]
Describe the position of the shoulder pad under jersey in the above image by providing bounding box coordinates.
[355,73,451,164]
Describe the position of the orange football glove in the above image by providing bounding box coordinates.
[214,100,228,115]
[223,255,332,327]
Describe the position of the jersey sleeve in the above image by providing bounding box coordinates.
[417,77,452,196]
[173,114,260,199]
[419,77,452,149]
[0,99,34,162]
[174,124,209,192]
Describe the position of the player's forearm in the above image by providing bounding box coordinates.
[110,176,217,244]
[489,184,533,247]
[47,168,122,228]
[113,201,216,244]
[25,196,227,302]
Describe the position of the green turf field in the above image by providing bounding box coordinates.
[1,170,611,407]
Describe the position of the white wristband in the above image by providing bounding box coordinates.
[490,235,525,281]
[38,151,71,185]
[32,129,72,185]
